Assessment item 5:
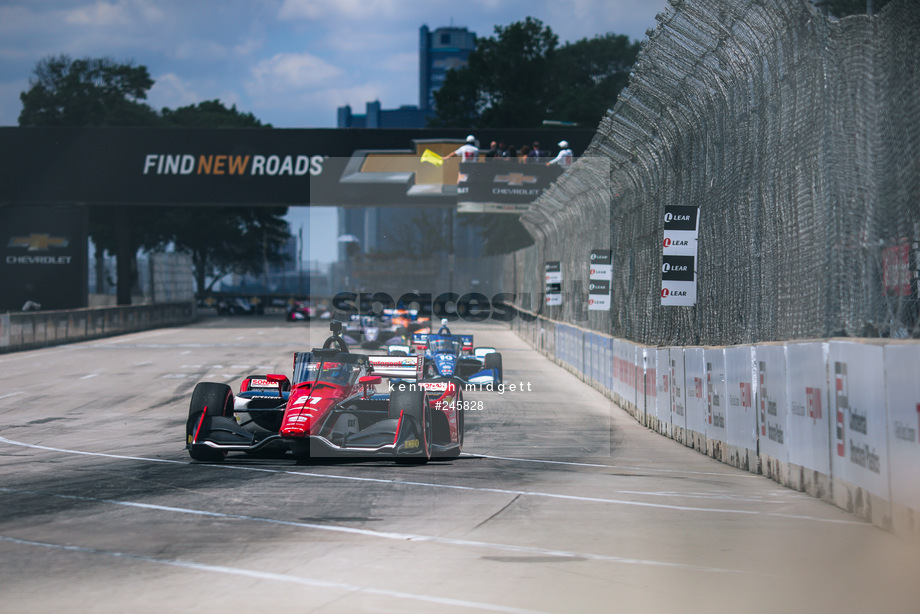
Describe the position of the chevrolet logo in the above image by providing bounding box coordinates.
[8,233,70,252]
[494,173,537,187]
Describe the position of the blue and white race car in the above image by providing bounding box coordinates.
[406,323,503,387]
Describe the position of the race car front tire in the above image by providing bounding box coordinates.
[389,388,431,463]
[485,352,503,385]
[187,382,234,462]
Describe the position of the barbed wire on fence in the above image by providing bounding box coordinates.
[506,0,920,346]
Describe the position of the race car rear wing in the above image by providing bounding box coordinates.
[411,333,429,353]
[368,354,424,380]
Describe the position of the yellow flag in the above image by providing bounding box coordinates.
[420,149,444,167]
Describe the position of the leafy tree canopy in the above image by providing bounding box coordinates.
[431,17,640,131]
[431,19,641,254]
[19,55,158,126]
[161,99,269,128]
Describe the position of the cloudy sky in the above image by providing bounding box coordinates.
[0,0,669,265]
[0,0,669,128]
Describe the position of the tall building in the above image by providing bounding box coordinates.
[337,24,477,128]
[335,24,480,293]
[419,25,477,112]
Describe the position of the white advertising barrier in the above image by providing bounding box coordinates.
[724,346,757,464]
[828,341,889,504]
[585,332,598,388]
[611,339,624,401]
[885,343,920,516]
[655,348,671,432]
[615,339,638,411]
[704,347,728,445]
[784,342,831,477]
[625,341,639,412]
[755,344,789,466]
[668,348,688,438]
[603,336,613,393]
[643,347,656,423]
[683,348,706,439]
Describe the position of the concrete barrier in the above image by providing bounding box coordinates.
[510,309,920,540]
[0,302,196,354]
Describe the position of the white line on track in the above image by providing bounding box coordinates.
[0,535,547,614]
[0,487,752,575]
[0,392,25,401]
[0,436,863,525]
[470,454,763,479]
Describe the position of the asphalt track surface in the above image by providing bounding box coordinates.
[1,316,918,614]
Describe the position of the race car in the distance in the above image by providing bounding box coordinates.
[341,314,403,349]
[408,326,503,387]
[284,300,312,322]
[185,322,463,463]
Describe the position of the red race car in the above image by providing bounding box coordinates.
[185,322,463,463]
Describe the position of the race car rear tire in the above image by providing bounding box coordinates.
[432,379,463,458]
[187,382,234,462]
[389,389,431,463]
[485,352,503,385]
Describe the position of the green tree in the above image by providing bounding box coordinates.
[431,19,640,255]
[19,55,158,126]
[160,99,270,128]
[155,205,290,294]
[431,18,639,131]
[546,34,640,128]
[432,17,559,129]
[19,55,161,305]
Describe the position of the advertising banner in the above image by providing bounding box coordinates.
[828,342,889,499]
[545,261,562,306]
[587,279,611,310]
[755,344,789,463]
[0,205,87,311]
[623,341,639,410]
[661,205,700,306]
[784,342,831,475]
[655,348,671,425]
[588,249,612,311]
[683,348,706,437]
[884,344,920,511]
[457,162,563,211]
[643,347,657,420]
[704,348,728,442]
[589,249,613,280]
[669,348,687,433]
[724,346,756,453]
[0,126,593,208]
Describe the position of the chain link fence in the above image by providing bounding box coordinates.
[504,0,920,346]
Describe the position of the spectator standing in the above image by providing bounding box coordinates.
[526,141,545,163]
[546,140,574,168]
[483,141,501,158]
[518,144,531,162]
[445,135,480,162]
